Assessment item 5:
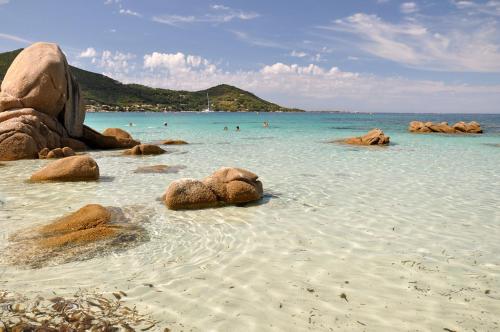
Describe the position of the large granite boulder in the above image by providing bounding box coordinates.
[164,167,264,210]
[38,146,75,159]
[4,204,148,268]
[30,155,99,182]
[0,42,139,161]
[409,121,483,134]
[0,42,84,137]
[341,128,390,146]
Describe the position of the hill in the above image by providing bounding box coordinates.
[0,48,302,112]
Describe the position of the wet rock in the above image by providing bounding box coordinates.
[164,167,264,210]
[124,144,166,156]
[161,139,188,145]
[409,121,483,134]
[133,164,186,174]
[3,204,149,268]
[341,128,390,146]
[30,155,99,182]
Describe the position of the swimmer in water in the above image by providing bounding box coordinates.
[236,126,240,131]
[128,122,133,127]
[263,121,269,128]
[164,122,168,126]
[224,126,228,131]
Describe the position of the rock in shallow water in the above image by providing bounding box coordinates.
[3,204,149,268]
[30,155,99,182]
[124,144,166,156]
[164,167,264,210]
[340,128,390,146]
[161,139,188,145]
[133,164,186,174]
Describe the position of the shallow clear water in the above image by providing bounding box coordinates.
[1,112,500,331]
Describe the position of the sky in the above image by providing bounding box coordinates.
[1,0,500,113]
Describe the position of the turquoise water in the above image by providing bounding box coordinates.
[1,112,500,331]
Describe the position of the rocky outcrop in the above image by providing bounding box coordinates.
[409,121,483,134]
[38,146,75,159]
[161,139,188,145]
[0,42,138,161]
[30,155,99,182]
[341,128,390,146]
[164,167,263,210]
[124,144,166,156]
[4,204,148,268]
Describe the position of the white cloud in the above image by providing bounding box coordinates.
[119,8,142,17]
[97,50,136,73]
[0,0,10,5]
[152,5,259,26]
[0,32,32,44]
[400,2,418,14]
[104,0,120,4]
[318,13,500,72]
[143,52,217,76]
[290,50,308,58]
[231,30,288,49]
[78,47,97,58]
[452,0,500,16]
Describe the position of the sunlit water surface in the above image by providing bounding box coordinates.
[1,112,499,331]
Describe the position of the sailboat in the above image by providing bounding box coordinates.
[202,92,212,112]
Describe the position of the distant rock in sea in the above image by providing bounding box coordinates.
[409,121,482,134]
[339,128,390,146]
[161,139,188,145]
[164,167,263,210]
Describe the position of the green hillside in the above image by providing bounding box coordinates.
[0,48,302,112]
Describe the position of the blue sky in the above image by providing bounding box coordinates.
[1,0,500,113]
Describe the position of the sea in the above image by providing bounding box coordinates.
[1,112,499,331]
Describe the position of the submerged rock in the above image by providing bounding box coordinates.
[133,164,186,174]
[30,155,99,181]
[124,144,166,156]
[164,167,264,210]
[161,139,188,145]
[3,204,149,268]
[340,128,390,146]
[409,121,483,134]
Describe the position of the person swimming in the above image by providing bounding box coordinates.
[224,126,228,131]
[128,122,133,127]
[263,121,269,128]
[236,126,240,131]
[164,122,168,126]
